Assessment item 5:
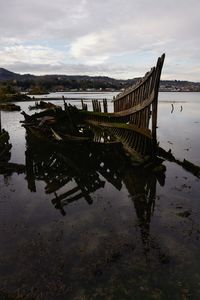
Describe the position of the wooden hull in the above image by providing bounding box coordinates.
[80,54,165,157]
[22,54,165,160]
[25,126,93,149]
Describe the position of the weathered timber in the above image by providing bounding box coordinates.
[22,54,165,161]
[86,120,153,164]
[103,99,108,113]
[81,99,88,111]
[78,54,165,157]
[24,133,166,218]
[29,100,61,110]
[86,120,152,139]
[92,99,102,112]
[0,162,25,174]
[0,129,12,161]
[158,146,200,178]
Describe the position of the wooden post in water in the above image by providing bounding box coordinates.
[81,99,88,111]
[103,99,108,113]
[92,100,95,112]
[81,99,84,110]
[64,101,77,133]
[62,95,67,111]
[0,110,1,132]
[98,101,101,112]
[92,99,101,112]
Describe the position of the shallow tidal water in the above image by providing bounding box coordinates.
[0,92,200,299]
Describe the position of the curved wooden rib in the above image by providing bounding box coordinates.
[82,54,165,125]
[113,54,165,118]
[113,91,154,117]
[114,67,155,102]
[80,54,165,157]
[87,120,152,139]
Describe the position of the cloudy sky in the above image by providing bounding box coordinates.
[0,0,199,80]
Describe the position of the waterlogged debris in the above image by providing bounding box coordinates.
[0,162,25,174]
[20,55,166,165]
[159,253,170,264]
[106,251,122,264]
[153,164,166,174]
[93,268,103,277]
[0,127,25,174]
[29,100,61,111]
[0,103,21,111]
[176,210,191,218]
[182,159,200,178]
[158,147,200,178]
[0,290,34,300]
[0,129,12,161]
[171,103,174,113]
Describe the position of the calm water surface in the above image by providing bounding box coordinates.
[0,92,200,299]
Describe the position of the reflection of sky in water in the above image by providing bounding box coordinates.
[0,92,200,299]
[158,100,200,164]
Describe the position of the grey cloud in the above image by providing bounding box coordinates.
[2,61,145,79]
[0,0,199,80]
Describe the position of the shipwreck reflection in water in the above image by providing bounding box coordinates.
[25,134,166,247]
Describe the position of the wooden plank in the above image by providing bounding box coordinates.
[114,67,155,101]
[86,120,152,139]
[103,99,108,113]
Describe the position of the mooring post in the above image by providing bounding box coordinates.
[0,110,1,132]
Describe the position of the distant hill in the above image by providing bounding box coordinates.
[0,68,35,81]
[0,68,21,80]
[0,68,123,83]
[0,68,200,92]
[0,68,135,91]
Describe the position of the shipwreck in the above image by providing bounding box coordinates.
[21,54,165,164]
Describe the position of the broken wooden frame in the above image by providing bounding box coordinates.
[80,54,165,158]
